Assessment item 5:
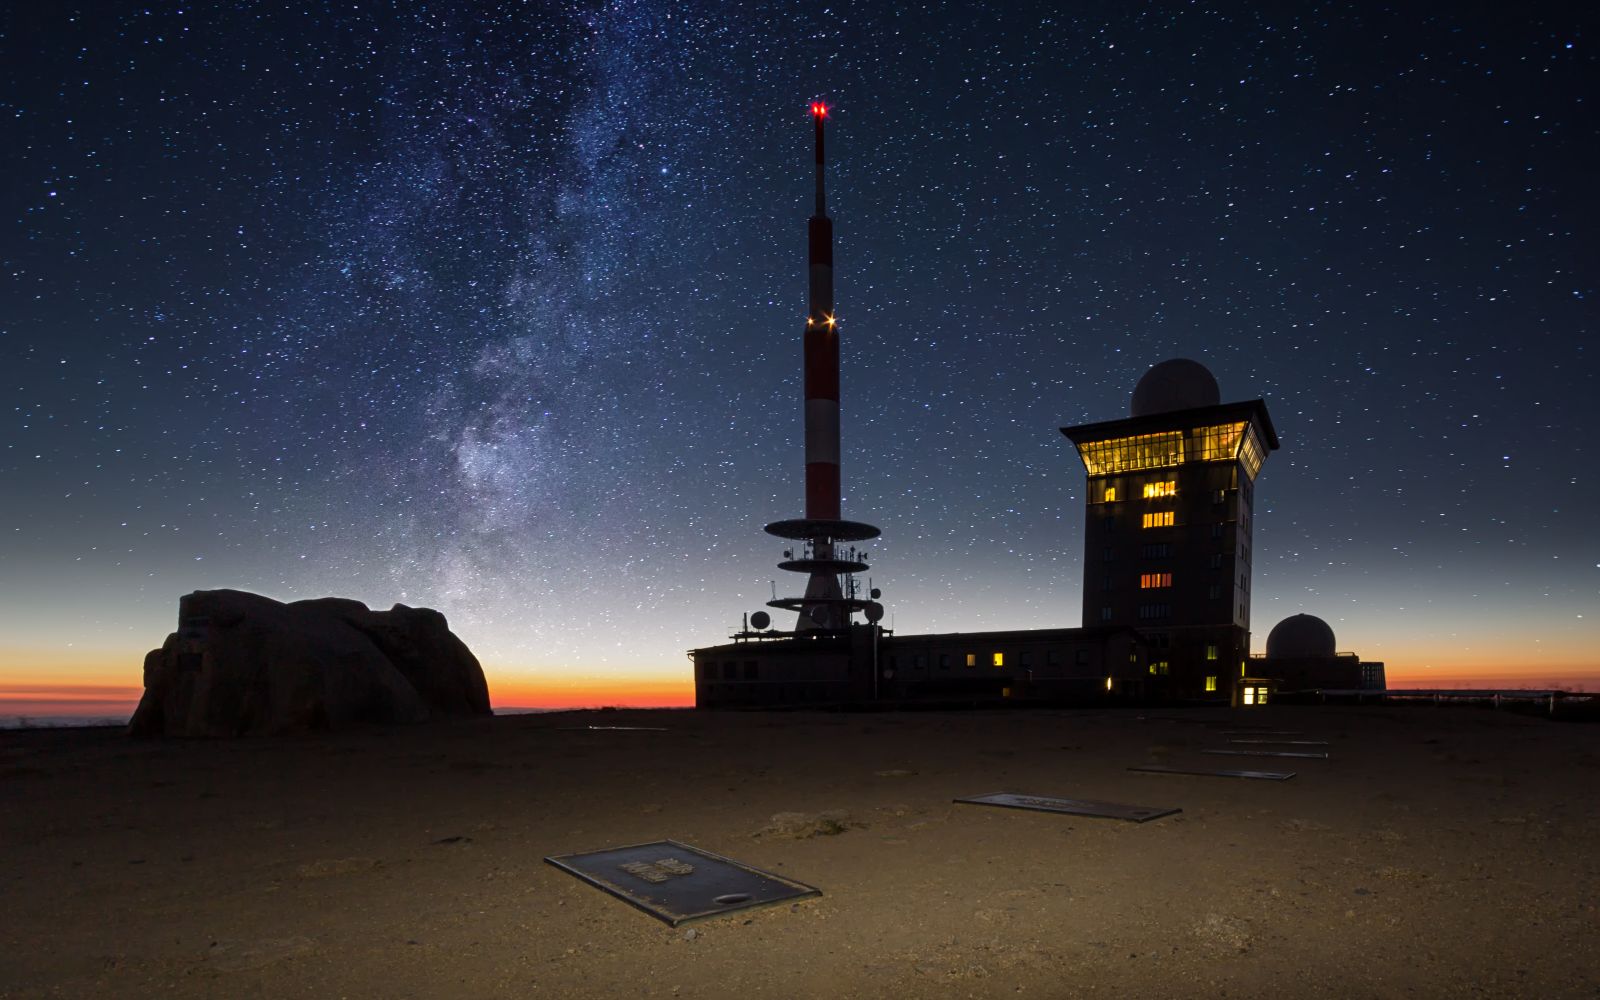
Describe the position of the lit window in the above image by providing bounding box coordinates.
[1074,422,1247,475]
[1205,675,1218,692]
[1141,511,1174,529]
[1139,572,1172,589]
[1205,645,1218,660]
[1104,486,1117,502]
[1104,677,1113,691]
[1147,660,1169,676]
[1243,687,1255,706]
[1143,481,1176,498]
[992,652,1004,667]
[965,653,976,668]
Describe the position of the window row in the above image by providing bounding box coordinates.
[905,649,1092,669]
[703,660,759,680]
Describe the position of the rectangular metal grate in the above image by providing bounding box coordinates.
[954,791,1179,823]
[1129,764,1296,781]
[1227,739,1329,746]
[1203,748,1329,759]
[545,840,820,926]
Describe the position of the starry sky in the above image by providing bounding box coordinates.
[3,2,1595,716]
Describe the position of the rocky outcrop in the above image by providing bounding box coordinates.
[130,589,491,737]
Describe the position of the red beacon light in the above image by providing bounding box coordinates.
[810,101,829,118]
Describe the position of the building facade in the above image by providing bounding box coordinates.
[1060,361,1279,702]
[693,626,1153,707]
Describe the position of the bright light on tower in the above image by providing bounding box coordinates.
[811,101,828,118]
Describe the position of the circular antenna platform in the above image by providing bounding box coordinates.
[777,557,869,574]
[750,611,771,630]
[764,518,881,542]
[766,595,882,614]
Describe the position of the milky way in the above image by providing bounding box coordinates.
[4,3,1594,693]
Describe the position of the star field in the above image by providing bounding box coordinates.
[3,3,1595,703]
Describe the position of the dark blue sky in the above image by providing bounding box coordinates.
[3,3,1594,695]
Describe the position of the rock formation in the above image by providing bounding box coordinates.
[130,589,491,737]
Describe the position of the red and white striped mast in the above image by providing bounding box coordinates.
[764,102,882,634]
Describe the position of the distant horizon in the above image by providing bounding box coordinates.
[5,669,1596,727]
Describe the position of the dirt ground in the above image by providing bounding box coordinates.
[2,705,1597,999]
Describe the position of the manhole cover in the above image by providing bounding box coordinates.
[1129,764,1297,781]
[545,840,820,926]
[954,792,1179,823]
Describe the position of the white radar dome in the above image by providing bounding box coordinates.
[1265,614,1338,659]
[1131,358,1221,417]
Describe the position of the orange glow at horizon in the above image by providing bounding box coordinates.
[3,643,1596,718]
[0,645,696,715]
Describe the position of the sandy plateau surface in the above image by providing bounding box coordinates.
[2,706,1598,999]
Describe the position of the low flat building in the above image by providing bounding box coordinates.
[692,626,1156,707]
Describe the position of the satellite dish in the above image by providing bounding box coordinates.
[869,588,881,600]
[864,602,884,623]
[750,611,771,630]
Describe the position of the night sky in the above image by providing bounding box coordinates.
[3,3,1595,712]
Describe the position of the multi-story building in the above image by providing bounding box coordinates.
[1060,359,1279,701]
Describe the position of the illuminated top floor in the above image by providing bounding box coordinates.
[1061,400,1279,479]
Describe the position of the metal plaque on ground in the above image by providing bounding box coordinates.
[1227,739,1329,746]
[1203,748,1329,759]
[954,792,1179,823]
[545,840,820,926]
[1129,764,1297,781]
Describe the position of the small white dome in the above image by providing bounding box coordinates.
[1266,614,1338,659]
[1131,358,1221,417]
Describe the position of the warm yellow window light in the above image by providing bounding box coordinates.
[1140,572,1172,589]
[1075,423,1249,475]
[1243,687,1256,705]
[1104,486,1117,502]
[1104,677,1113,691]
[965,653,976,668]
[1206,645,1218,660]
[1141,511,1174,529]
[992,652,1004,667]
[1205,676,1218,692]
[1143,481,1176,498]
